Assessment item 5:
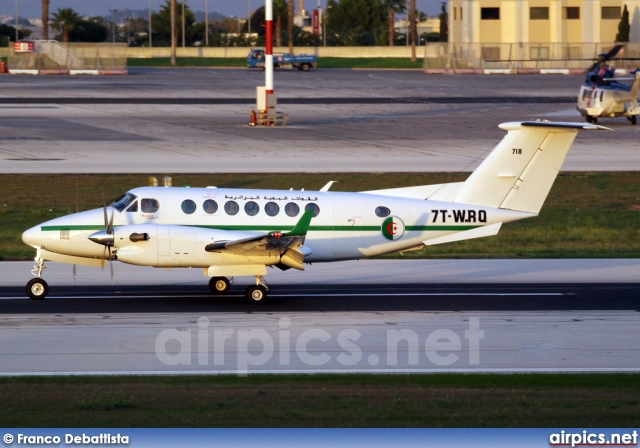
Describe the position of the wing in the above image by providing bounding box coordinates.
[204,209,314,270]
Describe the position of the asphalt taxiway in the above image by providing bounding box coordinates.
[1,68,639,174]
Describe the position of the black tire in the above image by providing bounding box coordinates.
[631,116,637,125]
[586,115,593,123]
[209,277,230,295]
[300,63,311,72]
[245,285,268,303]
[26,278,48,300]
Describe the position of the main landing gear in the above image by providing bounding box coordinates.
[208,275,270,303]
[26,256,48,300]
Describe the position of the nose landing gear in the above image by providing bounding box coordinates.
[27,255,48,300]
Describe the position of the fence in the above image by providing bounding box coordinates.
[423,42,640,71]
[7,41,127,73]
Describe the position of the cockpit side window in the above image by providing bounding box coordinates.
[141,198,160,213]
[111,193,137,212]
[126,201,138,212]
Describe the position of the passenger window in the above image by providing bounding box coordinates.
[181,199,196,215]
[245,201,259,216]
[285,202,299,217]
[126,201,138,212]
[305,203,320,217]
[375,206,391,217]
[203,199,218,214]
[225,201,239,216]
[265,201,280,217]
[141,198,159,213]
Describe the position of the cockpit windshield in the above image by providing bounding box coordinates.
[110,193,137,212]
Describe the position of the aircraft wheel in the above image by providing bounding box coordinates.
[26,278,48,300]
[630,116,637,125]
[300,63,311,72]
[586,116,593,123]
[245,285,268,303]
[209,277,230,295]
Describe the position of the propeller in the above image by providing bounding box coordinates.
[88,195,115,284]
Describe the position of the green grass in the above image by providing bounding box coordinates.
[1,373,638,427]
[125,57,423,69]
[2,172,639,260]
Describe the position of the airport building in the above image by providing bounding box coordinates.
[431,0,640,70]
[448,0,640,44]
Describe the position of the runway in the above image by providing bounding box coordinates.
[1,260,638,375]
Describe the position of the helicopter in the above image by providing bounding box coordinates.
[577,45,640,125]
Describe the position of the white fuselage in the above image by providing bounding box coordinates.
[23,186,531,269]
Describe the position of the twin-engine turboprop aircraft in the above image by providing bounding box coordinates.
[22,121,606,302]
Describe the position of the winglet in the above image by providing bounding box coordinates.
[287,209,314,236]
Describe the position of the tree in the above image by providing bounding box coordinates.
[274,0,287,47]
[326,0,387,46]
[439,3,448,42]
[0,24,29,46]
[383,0,405,46]
[66,19,108,43]
[51,8,80,43]
[288,0,294,53]
[409,0,416,61]
[42,0,50,40]
[151,0,196,47]
[616,5,630,42]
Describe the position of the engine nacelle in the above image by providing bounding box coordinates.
[112,224,280,268]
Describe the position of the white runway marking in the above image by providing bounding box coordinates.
[0,292,566,300]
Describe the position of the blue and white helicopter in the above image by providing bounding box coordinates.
[577,45,640,125]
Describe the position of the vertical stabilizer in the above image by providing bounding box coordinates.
[454,121,609,214]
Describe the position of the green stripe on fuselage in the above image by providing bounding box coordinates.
[41,224,481,232]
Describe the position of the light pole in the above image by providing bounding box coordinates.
[109,9,118,43]
[205,0,208,46]
[125,17,130,46]
[170,0,176,65]
[148,0,152,47]
[248,0,251,34]
[181,0,185,48]
[15,0,18,42]
[323,5,330,47]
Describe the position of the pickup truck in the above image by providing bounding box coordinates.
[247,49,317,71]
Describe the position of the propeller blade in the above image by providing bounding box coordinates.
[109,247,114,285]
[72,264,76,280]
[107,209,114,235]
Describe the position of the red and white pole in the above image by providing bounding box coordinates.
[265,0,274,98]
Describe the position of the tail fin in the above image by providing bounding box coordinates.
[454,121,609,214]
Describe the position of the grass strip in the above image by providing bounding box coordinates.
[1,373,638,427]
[2,172,638,260]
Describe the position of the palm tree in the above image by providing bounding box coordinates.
[409,0,416,61]
[383,0,405,46]
[273,0,287,47]
[51,8,80,43]
[41,0,50,40]
[288,0,294,53]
